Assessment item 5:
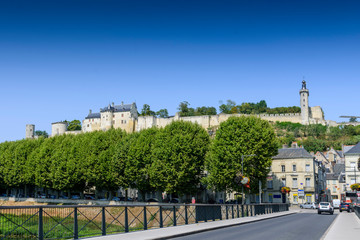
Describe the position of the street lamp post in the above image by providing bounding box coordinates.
[241,154,256,205]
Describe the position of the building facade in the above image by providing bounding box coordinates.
[267,147,317,205]
[344,142,360,191]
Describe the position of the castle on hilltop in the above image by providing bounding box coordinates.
[25,81,337,138]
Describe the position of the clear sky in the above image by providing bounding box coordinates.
[1,0,360,143]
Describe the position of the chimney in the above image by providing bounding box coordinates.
[112,102,114,107]
[89,109,92,114]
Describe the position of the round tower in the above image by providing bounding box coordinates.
[100,103,114,130]
[299,80,309,124]
[51,122,68,136]
[25,124,35,139]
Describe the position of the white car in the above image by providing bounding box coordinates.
[318,202,334,215]
[300,202,316,209]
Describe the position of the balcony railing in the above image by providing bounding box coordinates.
[0,203,289,240]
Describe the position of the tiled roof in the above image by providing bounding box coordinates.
[345,142,360,155]
[273,148,313,159]
[326,173,338,180]
[343,145,355,154]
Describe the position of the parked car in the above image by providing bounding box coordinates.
[169,198,180,203]
[59,195,69,199]
[147,198,159,202]
[112,197,120,201]
[71,195,80,200]
[39,194,47,199]
[318,202,334,215]
[339,202,351,212]
[85,195,95,200]
[300,202,316,209]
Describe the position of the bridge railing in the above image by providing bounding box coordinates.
[354,205,360,219]
[0,203,289,239]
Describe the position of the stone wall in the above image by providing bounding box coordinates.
[136,112,303,133]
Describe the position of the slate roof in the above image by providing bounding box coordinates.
[345,142,360,155]
[336,150,344,158]
[333,164,345,174]
[100,104,133,113]
[326,173,338,180]
[85,113,101,119]
[273,148,313,159]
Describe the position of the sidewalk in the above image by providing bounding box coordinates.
[322,212,360,240]
[91,210,297,240]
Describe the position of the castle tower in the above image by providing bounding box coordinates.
[299,80,310,124]
[25,124,35,139]
[100,103,114,130]
[51,122,68,136]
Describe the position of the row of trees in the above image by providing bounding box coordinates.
[138,100,300,118]
[219,100,300,115]
[0,117,278,200]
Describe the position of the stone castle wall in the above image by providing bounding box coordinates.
[136,112,302,132]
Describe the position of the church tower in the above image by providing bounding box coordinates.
[299,80,309,124]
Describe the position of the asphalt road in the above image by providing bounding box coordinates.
[171,210,337,240]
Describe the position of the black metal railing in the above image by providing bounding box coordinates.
[354,205,360,219]
[0,203,289,239]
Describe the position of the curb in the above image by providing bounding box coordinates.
[320,213,339,240]
[152,211,297,240]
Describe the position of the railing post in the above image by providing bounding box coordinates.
[173,206,177,226]
[226,205,229,219]
[212,206,215,221]
[237,205,240,218]
[38,207,43,240]
[250,205,253,216]
[241,205,244,217]
[143,206,147,230]
[219,205,223,220]
[159,206,163,228]
[74,207,78,239]
[185,205,188,224]
[102,207,106,236]
[231,205,234,219]
[124,207,129,233]
[204,206,207,222]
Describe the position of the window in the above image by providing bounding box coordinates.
[305,178,311,187]
[269,194,273,203]
[292,178,298,188]
[332,187,336,193]
[124,120,126,124]
[305,164,310,172]
[292,165,297,172]
[121,120,123,124]
[281,165,285,172]
[87,124,89,127]
[293,195,298,204]
[332,180,336,184]
[282,178,286,187]
[351,178,356,184]
[267,180,273,189]
[121,114,124,117]
[306,195,311,202]
[351,162,356,170]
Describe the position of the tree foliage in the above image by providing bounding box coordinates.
[66,120,82,131]
[205,116,278,193]
[150,121,210,195]
[178,101,217,117]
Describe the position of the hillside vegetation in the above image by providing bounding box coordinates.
[274,121,360,152]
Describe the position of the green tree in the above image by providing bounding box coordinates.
[178,101,195,117]
[140,104,155,116]
[219,100,236,114]
[155,109,169,118]
[350,117,357,123]
[149,121,210,196]
[205,116,278,194]
[66,120,82,131]
[35,130,49,138]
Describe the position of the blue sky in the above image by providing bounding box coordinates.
[1,0,360,142]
